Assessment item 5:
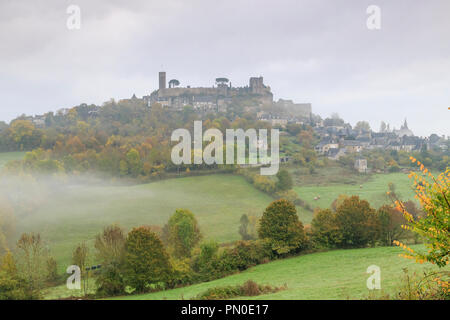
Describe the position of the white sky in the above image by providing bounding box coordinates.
[0,0,449,136]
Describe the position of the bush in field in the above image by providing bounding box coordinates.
[275,189,300,203]
[45,257,59,284]
[195,280,285,300]
[94,224,127,297]
[258,199,307,255]
[167,258,194,288]
[164,209,202,258]
[334,196,379,248]
[125,226,172,292]
[217,240,273,273]
[252,175,277,194]
[192,241,220,280]
[311,208,340,248]
[275,169,293,191]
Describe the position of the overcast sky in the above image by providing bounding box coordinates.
[0,0,449,136]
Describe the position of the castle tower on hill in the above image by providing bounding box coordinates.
[159,72,166,90]
[145,72,273,112]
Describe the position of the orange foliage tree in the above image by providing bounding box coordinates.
[390,157,449,292]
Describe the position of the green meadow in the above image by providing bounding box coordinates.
[16,174,277,271]
[294,172,416,214]
[113,245,443,300]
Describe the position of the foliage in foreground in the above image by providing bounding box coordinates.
[392,160,449,267]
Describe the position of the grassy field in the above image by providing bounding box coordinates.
[0,151,25,168]
[294,172,416,213]
[112,245,444,300]
[16,174,282,271]
[14,169,417,274]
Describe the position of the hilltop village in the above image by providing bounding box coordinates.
[22,72,448,167]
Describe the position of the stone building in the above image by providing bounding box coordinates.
[144,72,273,111]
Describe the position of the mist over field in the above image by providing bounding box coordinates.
[0,171,276,269]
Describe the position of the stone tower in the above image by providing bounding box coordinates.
[159,72,166,90]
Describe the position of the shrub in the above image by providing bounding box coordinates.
[0,251,28,300]
[252,175,276,194]
[275,169,293,191]
[45,257,59,284]
[167,258,195,288]
[218,240,272,273]
[195,280,285,300]
[192,241,220,280]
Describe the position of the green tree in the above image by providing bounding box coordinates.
[72,242,90,296]
[125,226,172,292]
[0,251,27,300]
[258,199,307,255]
[126,148,141,177]
[15,233,47,299]
[334,196,379,248]
[311,208,340,248]
[94,224,127,296]
[165,209,202,258]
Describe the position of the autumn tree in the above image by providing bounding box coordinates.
[334,196,379,248]
[7,120,42,150]
[94,224,127,296]
[125,227,172,292]
[0,251,27,300]
[164,209,202,258]
[330,194,349,212]
[258,199,307,255]
[126,148,141,177]
[392,158,449,267]
[376,205,407,246]
[15,233,47,299]
[311,208,340,248]
[72,242,90,296]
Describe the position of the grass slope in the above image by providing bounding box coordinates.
[294,172,415,212]
[117,245,443,300]
[17,174,276,270]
